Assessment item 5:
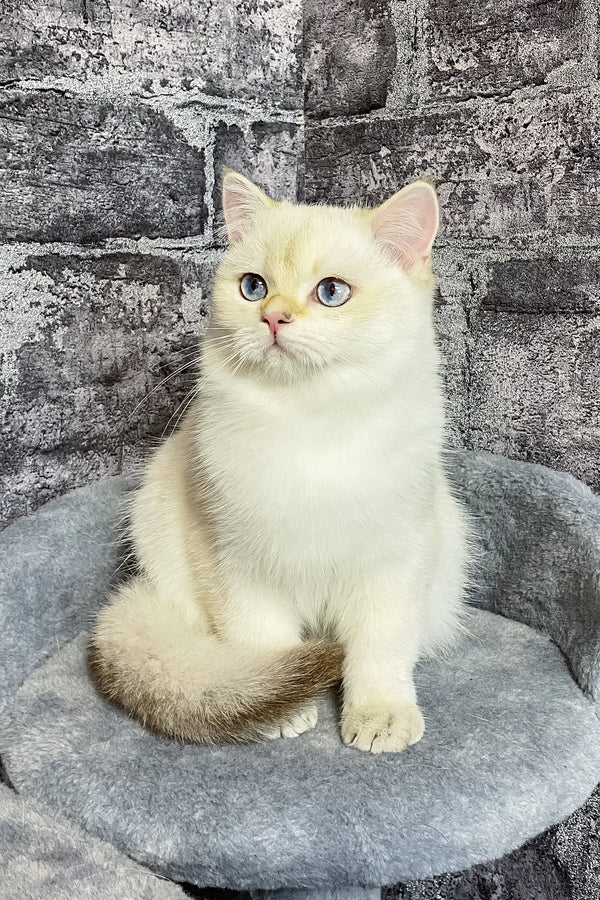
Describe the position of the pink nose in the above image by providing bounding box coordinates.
[262,311,293,336]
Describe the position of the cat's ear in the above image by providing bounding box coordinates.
[222,169,273,244]
[370,180,439,272]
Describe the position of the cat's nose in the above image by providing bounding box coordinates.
[261,311,293,336]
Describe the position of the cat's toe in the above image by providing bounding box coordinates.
[262,703,319,740]
[281,703,318,737]
[341,703,424,753]
[262,723,285,740]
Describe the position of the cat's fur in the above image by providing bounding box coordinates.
[88,171,470,752]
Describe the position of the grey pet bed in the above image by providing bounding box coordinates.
[1,451,599,894]
[0,784,185,899]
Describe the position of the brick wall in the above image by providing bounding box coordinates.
[0,0,303,524]
[304,0,600,495]
[3,1,599,526]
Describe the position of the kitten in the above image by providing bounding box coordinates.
[88,170,470,753]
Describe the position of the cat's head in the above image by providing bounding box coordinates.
[209,169,439,382]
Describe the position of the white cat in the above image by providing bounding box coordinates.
[89,170,471,753]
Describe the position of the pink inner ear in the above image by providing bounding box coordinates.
[222,183,250,244]
[371,183,439,271]
[222,175,268,244]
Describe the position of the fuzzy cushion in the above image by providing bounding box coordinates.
[1,451,599,889]
[1,611,600,889]
[0,474,134,715]
[452,452,600,699]
[0,784,185,898]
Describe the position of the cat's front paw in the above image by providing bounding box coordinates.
[341,703,424,753]
[261,702,318,740]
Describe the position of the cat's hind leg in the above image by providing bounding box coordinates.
[213,573,321,740]
[89,574,340,743]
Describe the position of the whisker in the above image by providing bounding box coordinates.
[159,344,201,359]
[171,385,200,434]
[127,359,199,421]
[161,383,200,437]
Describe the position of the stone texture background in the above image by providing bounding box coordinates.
[304,0,600,496]
[1,1,599,898]
[0,0,303,524]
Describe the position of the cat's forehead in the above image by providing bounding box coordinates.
[255,203,372,283]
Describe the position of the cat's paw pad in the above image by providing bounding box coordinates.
[341,703,424,753]
[262,703,318,740]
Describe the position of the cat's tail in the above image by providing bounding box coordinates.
[88,576,343,743]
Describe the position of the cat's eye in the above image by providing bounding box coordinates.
[240,273,268,301]
[316,277,352,308]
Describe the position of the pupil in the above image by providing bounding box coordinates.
[251,278,258,291]
[329,282,335,297]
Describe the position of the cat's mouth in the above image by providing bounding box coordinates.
[266,337,292,357]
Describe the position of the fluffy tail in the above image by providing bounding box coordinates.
[88,576,343,743]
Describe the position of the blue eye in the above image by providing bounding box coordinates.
[240,273,268,301]
[316,277,352,307]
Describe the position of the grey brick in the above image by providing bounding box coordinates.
[213,120,302,236]
[305,86,600,241]
[0,249,214,526]
[466,256,600,491]
[304,0,396,118]
[0,0,302,108]
[484,257,600,314]
[422,0,587,101]
[432,251,600,495]
[0,90,206,243]
[431,252,474,447]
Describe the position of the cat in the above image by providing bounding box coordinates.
[88,169,471,753]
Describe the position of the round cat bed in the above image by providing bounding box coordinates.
[0,784,185,899]
[1,451,599,891]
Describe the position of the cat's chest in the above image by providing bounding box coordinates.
[198,399,410,556]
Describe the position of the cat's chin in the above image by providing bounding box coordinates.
[265,341,291,357]
[251,340,326,381]
[219,335,333,381]
[261,342,304,376]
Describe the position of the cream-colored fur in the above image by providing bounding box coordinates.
[90,172,471,752]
